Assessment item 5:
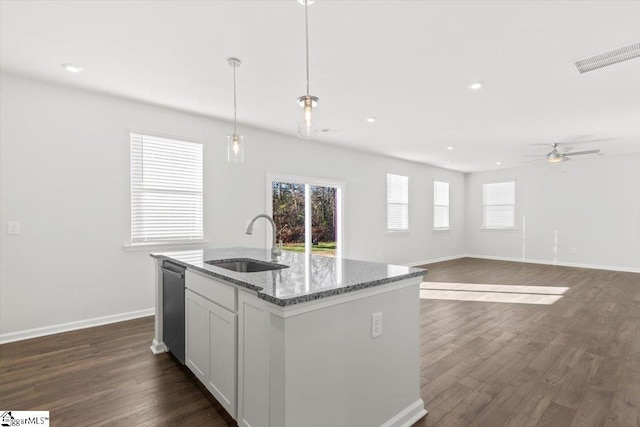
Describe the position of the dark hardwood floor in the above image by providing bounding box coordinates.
[1,258,638,426]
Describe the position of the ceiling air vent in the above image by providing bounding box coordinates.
[574,42,640,73]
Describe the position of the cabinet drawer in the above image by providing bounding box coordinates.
[186,270,236,312]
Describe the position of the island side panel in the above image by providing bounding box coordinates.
[150,259,168,354]
[281,280,425,427]
[237,290,271,427]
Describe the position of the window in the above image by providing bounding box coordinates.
[130,133,203,244]
[433,181,449,229]
[387,173,409,231]
[269,175,342,258]
[483,181,516,229]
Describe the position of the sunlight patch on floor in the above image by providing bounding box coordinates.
[419,282,569,305]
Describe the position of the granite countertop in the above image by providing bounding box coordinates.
[151,247,426,306]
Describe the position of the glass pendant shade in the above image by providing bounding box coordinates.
[297,95,319,139]
[227,133,244,163]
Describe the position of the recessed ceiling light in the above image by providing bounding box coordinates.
[61,63,83,73]
[366,117,376,123]
[297,0,315,4]
[496,161,502,165]
[443,159,452,163]
[467,81,484,90]
[447,146,454,150]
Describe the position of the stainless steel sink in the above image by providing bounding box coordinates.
[205,258,289,273]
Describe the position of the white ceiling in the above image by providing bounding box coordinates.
[1,1,639,172]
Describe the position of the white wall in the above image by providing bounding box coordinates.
[465,154,640,271]
[0,73,465,339]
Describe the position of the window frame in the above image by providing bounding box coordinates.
[433,180,450,230]
[265,173,344,260]
[386,173,409,233]
[125,131,205,251]
[482,180,517,230]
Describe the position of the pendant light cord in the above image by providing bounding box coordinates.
[233,62,237,135]
[305,0,310,96]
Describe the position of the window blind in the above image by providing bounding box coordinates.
[387,173,409,231]
[434,181,450,229]
[130,133,203,244]
[483,181,515,229]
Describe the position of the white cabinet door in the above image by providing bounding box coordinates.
[185,289,208,383]
[206,301,237,417]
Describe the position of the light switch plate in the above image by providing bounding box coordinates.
[8,221,21,235]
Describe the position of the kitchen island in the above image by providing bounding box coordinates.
[151,247,427,427]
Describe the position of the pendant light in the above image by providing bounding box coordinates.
[227,57,244,163]
[297,0,319,139]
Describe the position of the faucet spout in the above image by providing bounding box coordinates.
[245,214,282,261]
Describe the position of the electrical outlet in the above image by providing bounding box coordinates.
[371,312,383,338]
[7,221,20,235]
[570,247,577,254]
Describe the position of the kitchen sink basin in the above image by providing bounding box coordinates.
[205,258,289,273]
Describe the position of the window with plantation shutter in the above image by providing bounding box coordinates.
[483,181,516,229]
[130,133,203,244]
[433,181,449,229]
[387,173,409,231]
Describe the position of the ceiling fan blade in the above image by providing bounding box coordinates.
[529,138,615,146]
[558,138,615,145]
[560,146,574,154]
[565,149,600,156]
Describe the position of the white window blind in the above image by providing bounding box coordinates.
[434,181,450,229]
[387,173,409,231]
[483,181,515,229]
[130,133,203,244]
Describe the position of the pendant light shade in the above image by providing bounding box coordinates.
[227,133,244,163]
[297,0,319,139]
[227,57,244,163]
[297,95,319,139]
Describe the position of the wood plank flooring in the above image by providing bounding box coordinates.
[1,258,638,426]
[414,258,639,427]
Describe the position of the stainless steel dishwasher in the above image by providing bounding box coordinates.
[161,261,186,364]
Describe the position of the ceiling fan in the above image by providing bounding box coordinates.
[525,142,601,163]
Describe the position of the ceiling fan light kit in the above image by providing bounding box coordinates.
[526,142,602,164]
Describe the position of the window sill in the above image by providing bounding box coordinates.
[481,227,519,232]
[386,230,410,235]
[123,240,209,252]
[433,228,450,232]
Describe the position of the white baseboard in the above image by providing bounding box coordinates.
[0,308,155,344]
[464,254,640,273]
[381,399,427,427]
[406,254,465,267]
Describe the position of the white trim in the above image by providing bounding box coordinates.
[480,227,519,231]
[465,254,640,273]
[0,308,155,344]
[381,399,427,427]
[386,230,410,235]
[405,254,466,267]
[150,339,168,354]
[123,240,209,252]
[128,128,203,145]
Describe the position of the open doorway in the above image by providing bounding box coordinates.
[266,174,343,258]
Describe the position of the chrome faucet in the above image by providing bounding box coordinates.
[245,214,282,262]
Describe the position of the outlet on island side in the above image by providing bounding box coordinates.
[7,221,21,235]
[371,312,383,338]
